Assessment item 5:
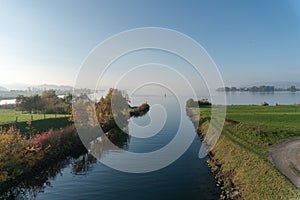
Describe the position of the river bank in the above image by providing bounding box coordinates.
[0,125,87,195]
[0,89,151,197]
[187,109,242,199]
[187,105,300,200]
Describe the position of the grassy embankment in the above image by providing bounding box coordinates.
[192,105,300,200]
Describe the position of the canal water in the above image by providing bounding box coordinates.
[3,96,221,199]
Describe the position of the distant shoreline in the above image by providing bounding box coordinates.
[217,90,300,93]
[217,85,299,92]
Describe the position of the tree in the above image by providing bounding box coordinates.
[41,90,59,114]
[95,89,129,130]
[41,90,57,99]
[32,95,44,113]
[289,86,297,92]
[16,90,70,114]
[186,98,198,108]
[63,93,73,114]
[16,95,25,111]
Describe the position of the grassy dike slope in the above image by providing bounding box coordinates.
[192,105,300,200]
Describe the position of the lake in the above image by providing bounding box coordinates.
[213,91,300,105]
[3,96,220,199]
[1,91,300,106]
[0,99,16,105]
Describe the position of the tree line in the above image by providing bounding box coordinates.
[16,90,72,114]
[217,85,299,92]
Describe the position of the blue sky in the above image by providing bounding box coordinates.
[0,0,300,89]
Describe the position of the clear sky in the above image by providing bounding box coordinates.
[0,0,300,89]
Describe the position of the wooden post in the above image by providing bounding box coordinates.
[15,116,18,122]
[31,115,33,121]
[44,113,46,119]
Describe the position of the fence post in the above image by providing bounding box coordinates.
[31,115,33,121]
[15,116,18,122]
[44,113,46,119]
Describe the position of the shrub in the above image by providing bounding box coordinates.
[0,128,44,184]
[31,132,48,148]
[261,102,269,106]
[0,125,86,189]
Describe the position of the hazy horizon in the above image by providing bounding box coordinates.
[2,81,300,91]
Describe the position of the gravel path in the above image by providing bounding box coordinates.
[270,137,300,189]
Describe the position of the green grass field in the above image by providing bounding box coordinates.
[200,105,300,146]
[0,109,69,124]
[191,105,300,199]
[201,105,300,129]
[224,105,300,129]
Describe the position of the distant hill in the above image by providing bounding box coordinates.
[1,83,74,91]
[0,86,8,91]
[35,84,73,91]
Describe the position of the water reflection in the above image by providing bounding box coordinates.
[71,154,97,175]
[1,156,80,199]
[0,135,125,199]
[89,127,130,161]
[1,110,146,199]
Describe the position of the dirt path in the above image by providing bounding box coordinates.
[270,137,300,189]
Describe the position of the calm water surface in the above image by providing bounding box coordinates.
[11,96,220,200]
[0,99,15,105]
[213,91,300,105]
